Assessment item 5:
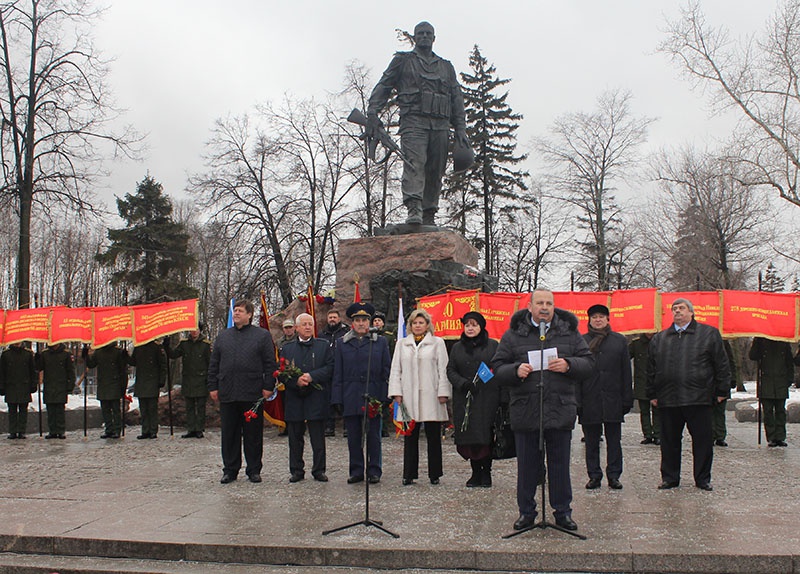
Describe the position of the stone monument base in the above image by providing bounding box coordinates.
[334,230,496,327]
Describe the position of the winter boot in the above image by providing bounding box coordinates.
[466,459,482,487]
[480,457,493,487]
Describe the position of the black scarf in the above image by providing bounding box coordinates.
[587,324,611,353]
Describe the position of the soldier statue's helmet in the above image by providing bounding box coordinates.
[453,139,475,173]
[347,301,375,319]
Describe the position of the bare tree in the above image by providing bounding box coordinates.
[495,183,572,292]
[189,114,303,307]
[536,89,654,290]
[660,0,800,208]
[649,147,772,290]
[0,0,139,309]
[261,96,362,292]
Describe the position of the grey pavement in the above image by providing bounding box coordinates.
[0,412,798,574]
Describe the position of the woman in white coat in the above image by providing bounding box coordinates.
[389,308,452,485]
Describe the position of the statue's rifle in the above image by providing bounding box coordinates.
[347,109,415,172]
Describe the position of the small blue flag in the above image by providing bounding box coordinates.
[477,362,494,383]
[226,298,235,328]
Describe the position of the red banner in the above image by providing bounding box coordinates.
[132,299,199,345]
[3,307,52,344]
[421,290,478,338]
[554,292,611,334]
[50,307,93,344]
[93,307,133,348]
[661,292,721,330]
[610,288,658,335]
[478,292,523,340]
[721,290,797,341]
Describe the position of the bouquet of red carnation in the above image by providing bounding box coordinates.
[273,357,322,390]
[244,397,266,422]
[361,397,383,419]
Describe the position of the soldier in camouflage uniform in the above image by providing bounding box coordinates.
[37,343,76,439]
[367,21,468,225]
[0,343,37,439]
[164,327,211,438]
[129,340,167,439]
[86,341,129,439]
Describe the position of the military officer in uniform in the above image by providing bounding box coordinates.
[129,340,167,439]
[629,333,659,444]
[164,326,211,438]
[37,343,76,439]
[278,319,297,351]
[1,342,37,439]
[87,341,129,439]
[750,337,794,447]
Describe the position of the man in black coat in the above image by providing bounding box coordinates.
[319,309,350,437]
[646,298,730,491]
[580,304,633,490]
[208,299,277,485]
[491,289,594,532]
[281,313,334,483]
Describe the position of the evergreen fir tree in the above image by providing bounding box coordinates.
[761,262,785,293]
[443,45,528,274]
[98,176,197,302]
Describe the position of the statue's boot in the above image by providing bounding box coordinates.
[422,209,436,226]
[406,200,423,224]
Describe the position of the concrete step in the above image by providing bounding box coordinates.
[0,552,538,574]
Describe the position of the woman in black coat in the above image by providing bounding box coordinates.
[447,311,500,487]
[580,304,633,490]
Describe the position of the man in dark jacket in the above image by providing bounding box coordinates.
[87,341,129,439]
[208,299,277,484]
[629,333,659,444]
[491,289,594,532]
[319,309,350,437]
[281,313,334,483]
[332,302,391,484]
[129,340,167,439]
[1,343,37,439]
[37,343,76,439]
[164,326,211,438]
[751,337,793,447]
[646,298,730,491]
[580,304,633,491]
[372,310,397,437]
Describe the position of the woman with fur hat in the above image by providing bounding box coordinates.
[447,311,500,487]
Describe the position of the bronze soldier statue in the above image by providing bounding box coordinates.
[367,21,470,229]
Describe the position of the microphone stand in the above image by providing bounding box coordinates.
[504,322,586,540]
[323,330,398,538]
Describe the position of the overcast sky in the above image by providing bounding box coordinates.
[91,0,780,213]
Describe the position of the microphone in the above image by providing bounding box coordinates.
[539,321,547,341]
[368,327,381,333]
